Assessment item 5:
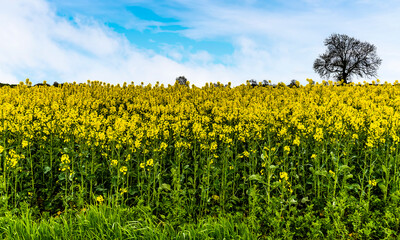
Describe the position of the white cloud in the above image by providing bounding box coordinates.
[137,0,400,84]
[0,0,238,86]
[1,0,400,86]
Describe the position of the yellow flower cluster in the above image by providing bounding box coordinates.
[111,159,118,167]
[293,137,300,146]
[1,79,400,199]
[369,179,377,187]
[314,128,324,142]
[283,146,290,153]
[119,188,128,195]
[159,142,168,151]
[280,172,289,181]
[7,82,398,146]
[120,166,128,175]
[139,159,154,170]
[61,154,70,164]
[147,159,154,167]
[21,140,29,148]
[5,149,24,169]
[279,171,293,193]
[96,195,104,203]
[59,154,71,172]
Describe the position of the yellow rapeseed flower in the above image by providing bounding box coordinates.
[22,140,29,148]
[243,151,250,158]
[293,137,300,146]
[146,159,154,167]
[111,159,118,167]
[210,142,218,152]
[160,142,168,151]
[120,188,128,195]
[283,146,290,153]
[261,162,266,167]
[314,128,324,142]
[61,154,70,164]
[369,179,377,187]
[120,166,128,175]
[280,172,289,181]
[96,195,104,203]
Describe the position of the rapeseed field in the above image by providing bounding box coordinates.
[0,79,400,239]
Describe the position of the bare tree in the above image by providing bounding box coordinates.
[313,33,382,84]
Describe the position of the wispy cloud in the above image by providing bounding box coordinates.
[1,0,400,86]
[0,0,234,86]
[131,0,400,82]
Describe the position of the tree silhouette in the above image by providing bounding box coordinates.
[176,76,188,86]
[288,79,299,88]
[313,33,382,84]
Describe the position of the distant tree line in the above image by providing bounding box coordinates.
[174,76,305,88]
[0,80,65,88]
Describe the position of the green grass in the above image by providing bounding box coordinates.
[0,203,259,240]
[0,197,399,239]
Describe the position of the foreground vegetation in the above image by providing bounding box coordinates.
[1,79,400,238]
[0,203,259,239]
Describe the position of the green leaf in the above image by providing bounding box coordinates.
[344,174,353,180]
[95,186,107,192]
[345,183,360,191]
[249,174,268,185]
[269,165,278,169]
[382,165,388,175]
[94,163,103,172]
[44,166,51,174]
[249,174,263,182]
[159,183,171,191]
[338,165,351,173]
[378,182,387,193]
[314,170,327,177]
[58,173,65,181]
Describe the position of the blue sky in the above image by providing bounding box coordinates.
[1,0,400,86]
